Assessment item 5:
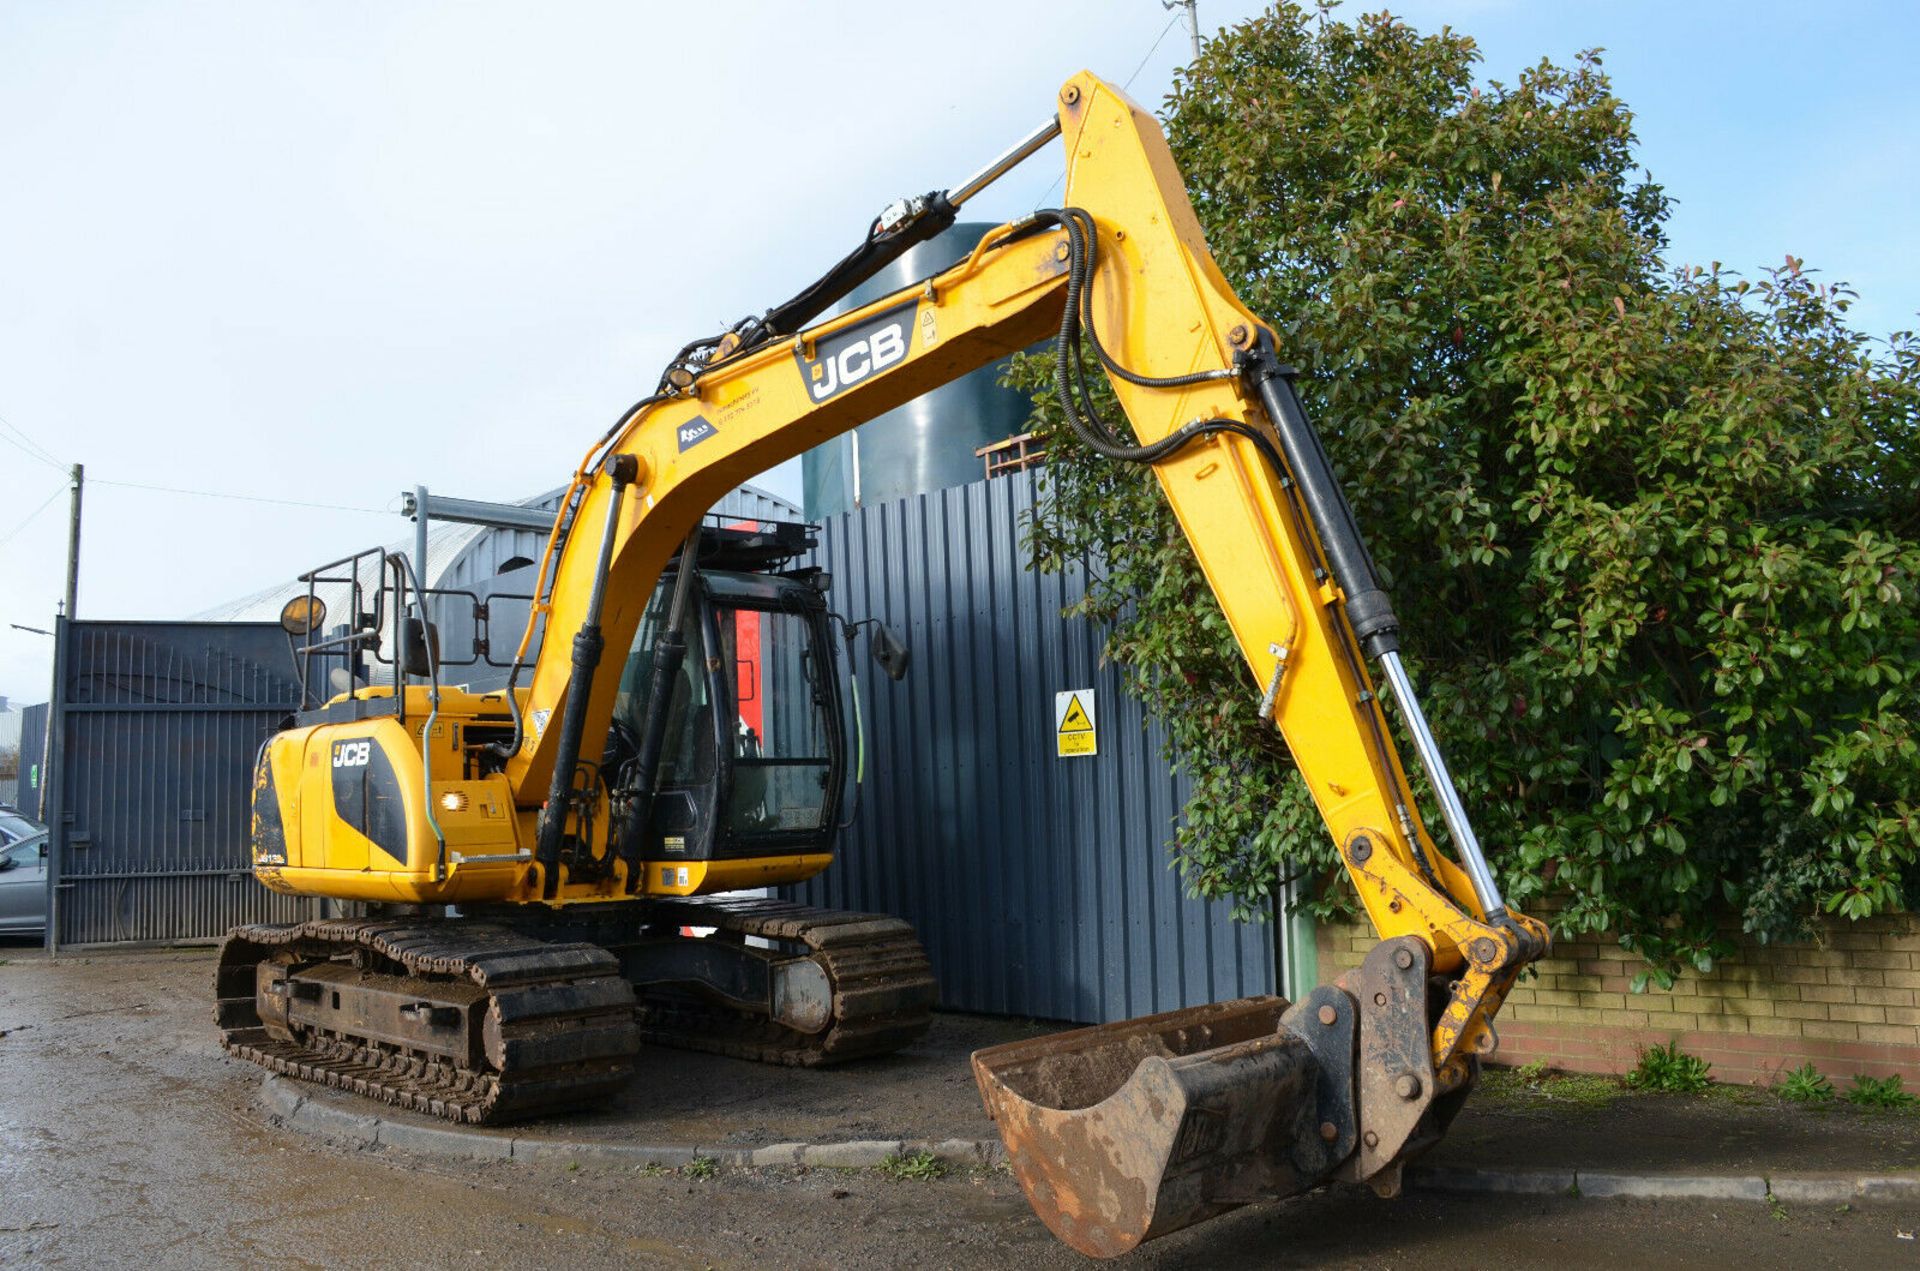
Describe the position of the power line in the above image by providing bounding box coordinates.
[0,406,391,514]
[1163,0,1201,63]
[90,477,392,515]
[0,412,64,468]
[0,427,66,473]
[0,480,70,549]
[1032,12,1184,211]
[1125,13,1184,91]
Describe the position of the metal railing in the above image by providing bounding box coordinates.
[285,546,536,714]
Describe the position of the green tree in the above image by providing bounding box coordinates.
[1018,3,1920,982]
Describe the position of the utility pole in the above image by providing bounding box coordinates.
[1165,0,1201,62]
[45,463,81,957]
[64,463,83,618]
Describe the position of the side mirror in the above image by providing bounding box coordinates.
[869,624,910,681]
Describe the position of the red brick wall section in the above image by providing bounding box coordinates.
[1315,911,1920,1087]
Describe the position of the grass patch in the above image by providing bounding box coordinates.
[1844,1074,1917,1110]
[1533,1073,1622,1106]
[1625,1041,1713,1094]
[1697,1081,1771,1108]
[637,1163,672,1178]
[1479,1063,1623,1109]
[683,1156,720,1180]
[1777,1062,1835,1104]
[876,1150,946,1182]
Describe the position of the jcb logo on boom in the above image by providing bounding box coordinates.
[332,740,373,769]
[793,299,915,403]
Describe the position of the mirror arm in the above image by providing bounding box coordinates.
[829,611,875,645]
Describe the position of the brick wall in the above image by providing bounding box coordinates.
[1316,912,1920,1086]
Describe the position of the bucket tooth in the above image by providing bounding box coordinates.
[972,994,1355,1259]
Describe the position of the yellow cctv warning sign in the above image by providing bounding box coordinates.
[1055,689,1097,758]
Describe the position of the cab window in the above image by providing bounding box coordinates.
[716,603,832,834]
[612,581,717,786]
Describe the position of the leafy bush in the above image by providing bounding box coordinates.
[1843,1074,1917,1109]
[1018,2,1920,978]
[1777,1061,1834,1103]
[1624,1041,1713,1093]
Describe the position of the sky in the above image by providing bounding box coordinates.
[2,0,1916,725]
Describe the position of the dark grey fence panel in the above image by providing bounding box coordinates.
[49,621,317,946]
[787,474,1275,1025]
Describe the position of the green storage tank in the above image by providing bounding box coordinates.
[801,223,1034,518]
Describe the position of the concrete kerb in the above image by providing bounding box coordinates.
[262,1077,1920,1202]
[1408,1163,1920,1204]
[259,1076,1005,1171]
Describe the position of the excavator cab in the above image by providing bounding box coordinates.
[606,519,847,870]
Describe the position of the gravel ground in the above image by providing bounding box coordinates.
[3,942,1918,1269]
[501,1010,1049,1148]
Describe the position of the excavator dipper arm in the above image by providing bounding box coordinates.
[503,71,1546,1256]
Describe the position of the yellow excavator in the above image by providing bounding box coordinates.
[218,71,1547,1257]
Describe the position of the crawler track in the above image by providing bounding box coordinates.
[215,918,640,1124]
[638,896,938,1065]
[216,900,935,1121]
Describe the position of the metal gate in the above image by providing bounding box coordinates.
[43,619,318,948]
[788,473,1278,1025]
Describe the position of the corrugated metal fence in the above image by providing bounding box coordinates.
[787,473,1277,1025]
[44,620,318,947]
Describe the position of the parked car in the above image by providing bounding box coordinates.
[0,830,47,933]
[0,808,46,847]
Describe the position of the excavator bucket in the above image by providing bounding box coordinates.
[973,938,1455,1259]
[972,990,1360,1259]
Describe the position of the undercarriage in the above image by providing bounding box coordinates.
[215,897,937,1123]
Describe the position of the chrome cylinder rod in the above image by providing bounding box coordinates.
[949,117,1064,209]
[1376,650,1506,916]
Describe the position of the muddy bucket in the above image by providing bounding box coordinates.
[971,992,1356,1259]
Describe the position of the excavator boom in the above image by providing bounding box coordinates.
[507,71,1547,1253]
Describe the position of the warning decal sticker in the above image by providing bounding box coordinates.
[1055,689,1097,758]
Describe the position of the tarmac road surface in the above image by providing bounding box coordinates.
[2,944,1914,1269]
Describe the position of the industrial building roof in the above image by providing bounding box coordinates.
[194,481,799,624]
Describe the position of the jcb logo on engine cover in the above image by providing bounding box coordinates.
[332,740,373,769]
[794,300,914,403]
